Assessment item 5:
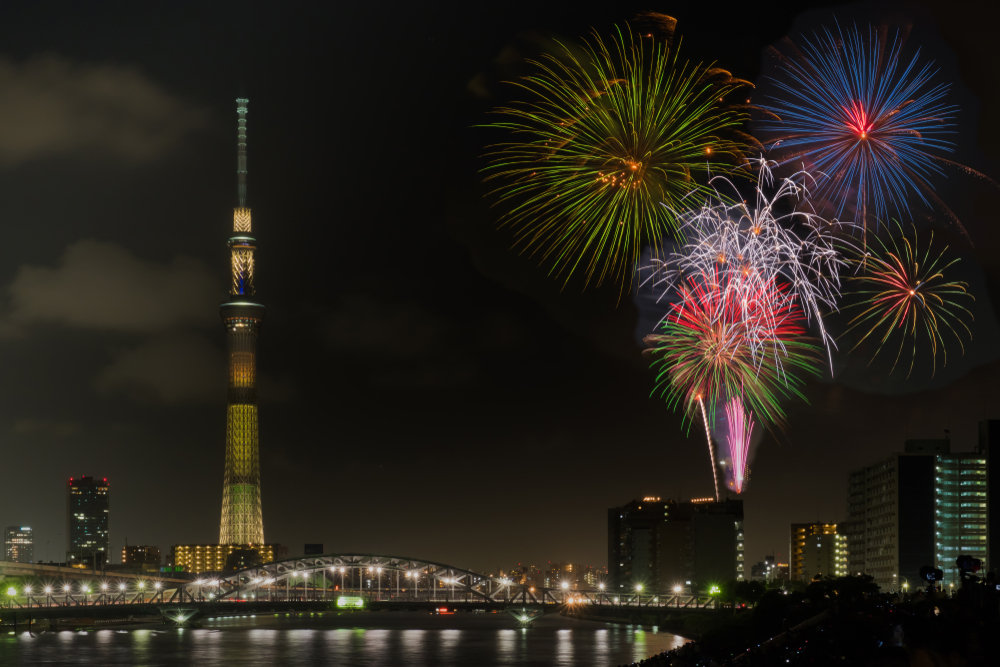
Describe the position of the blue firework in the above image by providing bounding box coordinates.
[758,23,956,230]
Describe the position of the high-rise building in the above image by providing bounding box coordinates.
[504,563,543,588]
[978,420,1000,575]
[219,97,266,547]
[608,496,744,593]
[540,562,603,590]
[4,526,33,563]
[846,440,940,590]
[121,545,162,571]
[847,432,996,590]
[933,451,987,586]
[789,522,848,581]
[172,543,277,574]
[67,476,110,568]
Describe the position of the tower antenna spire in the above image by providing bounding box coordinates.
[236,97,248,207]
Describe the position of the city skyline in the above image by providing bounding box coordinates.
[1,0,999,574]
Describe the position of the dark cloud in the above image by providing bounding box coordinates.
[325,295,444,360]
[325,295,481,389]
[11,418,81,438]
[0,54,206,167]
[95,333,222,404]
[4,240,216,333]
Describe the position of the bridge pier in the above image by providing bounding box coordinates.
[159,606,202,627]
[506,607,545,627]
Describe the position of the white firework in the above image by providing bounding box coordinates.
[642,159,855,374]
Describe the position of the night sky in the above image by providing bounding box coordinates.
[1,0,998,574]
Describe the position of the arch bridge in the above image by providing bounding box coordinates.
[169,553,717,610]
[0,554,718,612]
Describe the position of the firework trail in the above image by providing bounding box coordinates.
[841,220,974,377]
[482,22,752,293]
[722,396,754,494]
[697,394,720,501]
[758,22,958,234]
[644,160,853,373]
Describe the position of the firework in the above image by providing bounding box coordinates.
[646,266,821,432]
[841,221,974,377]
[697,394,721,502]
[644,160,853,372]
[722,396,753,494]
[758,23,957,232]
[482,23,751,292]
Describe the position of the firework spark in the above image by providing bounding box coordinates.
[841,221,974,377]
[483,23,752,292]
[758,23,957,232]
[722,396,754,494]
[646,266,821,431]
[644,160,853,372]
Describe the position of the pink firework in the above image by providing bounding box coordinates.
[724,396,754,494]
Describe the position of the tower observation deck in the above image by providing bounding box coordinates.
[219,97,265,547]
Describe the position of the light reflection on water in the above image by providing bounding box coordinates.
[631,627,647,663]
[2,614,688,666]
[556,628,574,666]
[496,628,517,664]
[592,627,610,665]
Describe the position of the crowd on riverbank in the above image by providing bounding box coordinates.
[621,575,1000,666]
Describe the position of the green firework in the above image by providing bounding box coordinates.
[482,24,753,292]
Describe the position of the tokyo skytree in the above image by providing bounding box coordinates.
[218,97,266,546]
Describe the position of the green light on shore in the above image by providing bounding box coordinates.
[336,595,365,609]
[708,585,721,595]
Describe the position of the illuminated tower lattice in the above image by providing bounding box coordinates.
[219,97,266,546]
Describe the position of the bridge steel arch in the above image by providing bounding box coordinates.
[174,553,555,605]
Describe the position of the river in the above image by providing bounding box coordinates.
[0,611,688,666]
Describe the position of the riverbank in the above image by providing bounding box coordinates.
[617,577,1000,666]
[563,605,722,641]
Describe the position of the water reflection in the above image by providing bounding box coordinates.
[364,628,389,663]
[631,627,648,662]
[0,615,687,666]
[323,627,351,662]
[496,628,517,664]
[400,628,425,662]
[592,627,610,664]
[439,628,461,662]
[555,628,574,666]
[245,628,277,663]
